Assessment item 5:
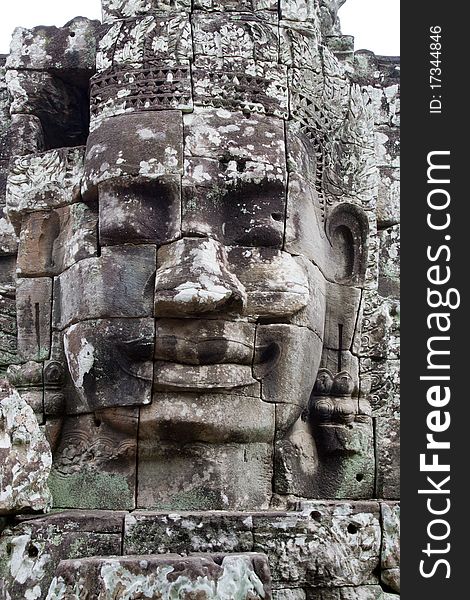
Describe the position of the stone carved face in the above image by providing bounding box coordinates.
[6,2,374,511]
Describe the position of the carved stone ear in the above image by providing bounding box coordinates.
[327,203,369,285]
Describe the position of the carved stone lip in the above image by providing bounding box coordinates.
[153,361,257,391]
[154,318,255,366]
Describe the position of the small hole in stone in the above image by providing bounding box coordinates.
[94,418,102,428]
[6,543,12,555]
[310,511,322,522]
[271,213,283,222]
[348,524,358,535]
[356,473,364,482]
[28,544,39,558]
[237,159,247,172]
[69,31,76,37]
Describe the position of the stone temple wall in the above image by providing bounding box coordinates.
[0,1,399,598]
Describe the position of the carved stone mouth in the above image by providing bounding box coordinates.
[153,361,257,391]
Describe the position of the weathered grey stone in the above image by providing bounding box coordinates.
[306,586,391,599]
[9,114,45,156]
[6,361,44,420]
[53,245,156,329]
[63,318,154,413]
[274,590,307,600]
[254,324,323,408]
[253,502,381,587]
[16,277,52,361]
[6,147,85,234]
[381,502,400,593]
[0,283,18,369]
[354,291,400,360]
[184,107,286,167]
[46,553,272,600]
[0,385,51,514]
[284,175,329,277]
[377,167,400,228]
[155,238,246,317]
[375,417,400,499]
[0,205,17,257]
[138,440,273,510]
[378,225,400,299]
[99,176,181,246]
[0,4,400,591]
[140,392,274,443]
[102,0,192,22]
[228,249,312,320]
[83,111,184,196]
[6,69,91,149]
[324,283,362,351]
[124,511,254,556]
[6,18,100,74]
[360,358,400,418]
[192,12,279,62]
[17,203,98,277]
[0,511,124,600]
[182,158,286,247]
[48,408,138,510]
[113,13,192,68]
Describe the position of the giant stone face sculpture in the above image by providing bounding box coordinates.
[0,1,400,598]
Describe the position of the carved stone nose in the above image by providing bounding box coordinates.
[154,237,247,316]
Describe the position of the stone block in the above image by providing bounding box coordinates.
[285,174,330,277]
[155,237,246,317]
[63,318,154,412]
[0,511,124,600]
[381,502,400,593]
[228,249,312,320]
[48,408,138,510]
[46,553,272,600]
[6,18,100,74]
[377,167,400,228]
[360,358,400,418]
[155,318,256,365]
[324,282,362,352]
[111,13,192,68]
[16,277,52,361]
[375,417,400,499]
[90,62,193,126]
[378,225,400,299]
[17,203,98,277]
[0,208,17,256]
[182,158,286,247]
[102,0,192,22]
[9,114,45,156]
[192,11,279,62]
[140,392,274,444]
[184,107,286,167]
[137,440,273,510]
[98,176,181,246]
[253,502,381,588]
[306,587,391,599]
[83,111,183,198]
[310,420,376,499]
[354,291,400,360]
[124,511,254,555]
[7,147,84,234]
[0,386,51,514]
[53,245,156,329]
[191,58,288,119]
[254,324,323,408]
